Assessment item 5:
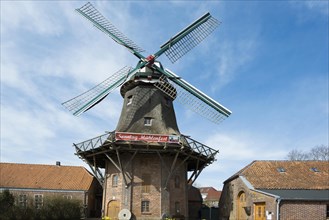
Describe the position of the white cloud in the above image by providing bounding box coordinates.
[1,1,64,36]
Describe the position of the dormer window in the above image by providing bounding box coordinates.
[277,167,286,173]
[310,167,320,172]
[144,117,152,126]
[127,95,133,105]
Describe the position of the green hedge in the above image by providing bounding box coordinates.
[0,190,82,220]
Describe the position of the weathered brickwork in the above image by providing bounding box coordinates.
[219,161,329,220]
[103,153,188,219]
[280,201,328,220]
[219,177,277,220]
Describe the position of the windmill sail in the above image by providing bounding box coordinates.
[63,3,231,123]
[76,2,145,59]
[154,69,231,124]
[159,12,220,63]
[62,66,132,116]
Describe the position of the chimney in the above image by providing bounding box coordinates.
[56,161,61,166]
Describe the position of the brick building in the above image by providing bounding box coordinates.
[0,162,102,218]
[199,187,221,207]
[218,160,329,220]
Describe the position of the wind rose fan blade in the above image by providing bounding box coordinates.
[62,66,132,116]
[155,69,231,124]
[76,2,145,57]
[160,12,220,63]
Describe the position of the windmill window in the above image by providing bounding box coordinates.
[277,167,286,173]
[144,117,152,126]
[310,167,320,172]
[141,200,150,213]
[112,174,119,187]
[175,201,180,213]
[127,95,133,105]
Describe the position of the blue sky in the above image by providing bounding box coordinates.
[1,1,328,190]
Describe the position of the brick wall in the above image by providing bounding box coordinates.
[280,201,328,220]
[218,177,277,220]
[103,152,188,219]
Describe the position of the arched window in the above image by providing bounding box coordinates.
[112,174,118,187]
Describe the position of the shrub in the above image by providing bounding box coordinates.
[0,191,82,220]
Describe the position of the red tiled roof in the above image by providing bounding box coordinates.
[199,187,221,200]
[0,162,95,191]
[226,160,329,190]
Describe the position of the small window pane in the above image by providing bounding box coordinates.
[127,95,133,105]
[310,167,320,172]
[112,174,119,187]
[19,194,27,208]
[141,201,150,213]
[175,201,180,213]
[34,194,43,209]
[144,118,152,126]
[277,167,286,173]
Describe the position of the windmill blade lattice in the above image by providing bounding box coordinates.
[154,70,231,124]
[62,66,132,116]
[160,13,220,63]
[76,2,145,57]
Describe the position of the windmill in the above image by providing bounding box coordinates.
[64,2,231,220]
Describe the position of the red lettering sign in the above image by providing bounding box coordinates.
[115,132,180,143]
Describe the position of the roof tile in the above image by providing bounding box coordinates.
[0,163,95,191]
[235,160,329,190]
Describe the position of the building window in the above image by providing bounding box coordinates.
[144,117,152,126]
[34,194,43,209]
[19,194,27,208]
[175,175,180,188]
[63,195,72,200]
[175,201,180,213]
[112,174,119,187]
[142,173,151,193]
[277,167,286,173]
[127,95,133,105]
[141,200,150,213]
[310,167,320,172]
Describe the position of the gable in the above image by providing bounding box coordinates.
[0,163,95,191]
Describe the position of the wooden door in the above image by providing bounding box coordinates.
[107,200,120,220]
[254,203,266,220]
[237,192,247,220]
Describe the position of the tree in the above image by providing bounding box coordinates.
[286,149,309,161]
[286,145,329,161]
[309,145,329,161]
[0,190,15,210]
